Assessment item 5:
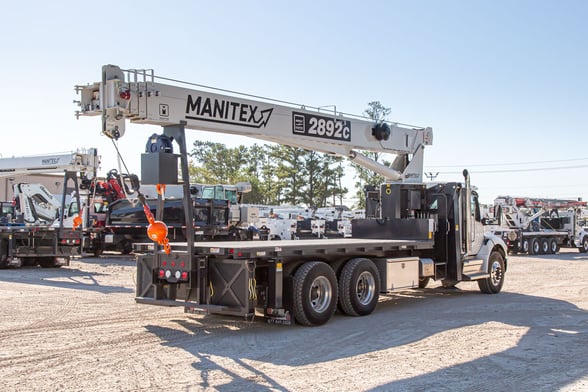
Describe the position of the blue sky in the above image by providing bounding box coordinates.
[1,1,586,204]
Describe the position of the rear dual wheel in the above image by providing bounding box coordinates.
[292,261,338,326]
[540,238,550,254]
[292,258,381,326]
[521,239,530,254]
[548,238,559,254]
[338,258,380,317]
[38,257,60,268]
[530,237,559,255]
[529,238,541,255]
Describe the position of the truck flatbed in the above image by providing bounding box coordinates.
[137,237,435,260]
[520,230,568,237]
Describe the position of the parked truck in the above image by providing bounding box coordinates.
[0,149,100,267]
[75,65,507,326]
[93,182,258,255]
[492,195,588,254]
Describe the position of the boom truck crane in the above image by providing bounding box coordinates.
[492,195,588,254]
[0,149,100,267]
[74,65,507,326]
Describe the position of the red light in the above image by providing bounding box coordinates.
[180,261,185,268]
[171,261,176,267]
[158,269,165,278]
[181,271,188,280]
[229,249,234,254]
[237,252,243,257]
[162,261,167,267]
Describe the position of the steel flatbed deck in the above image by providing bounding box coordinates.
[136,238,435,260]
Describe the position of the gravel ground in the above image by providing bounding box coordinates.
[0,249,587,391]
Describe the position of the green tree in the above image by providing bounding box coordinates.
[189,140,349,208]
[189,140,247,184]
[242,144,281,204]
[364,101,391,122]
[301,152,348,207]
[273,145,306,205]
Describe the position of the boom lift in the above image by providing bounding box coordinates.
[75,65,507,326]
[0,149,100,267]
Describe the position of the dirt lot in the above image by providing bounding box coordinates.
[0,249,587,392]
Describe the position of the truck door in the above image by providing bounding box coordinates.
[428,185,462,282]
[467,191,485,256]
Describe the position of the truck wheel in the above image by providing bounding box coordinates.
[338,258,380,317]
[579,237,588,253]
[541,238,550,254]
[121,241,133,255]
[441,280,458,288]
[521,239,530,254]
[39,257,60,268]
[21,258,37,267]
[478,251,505,294]
[292,261,338,326]
[418,277,430,289]
[549,238,559,254]
[529,238,540,255]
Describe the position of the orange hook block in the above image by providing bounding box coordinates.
[143,202,171,254]
[147,220,168,243]
[72,215,83,230]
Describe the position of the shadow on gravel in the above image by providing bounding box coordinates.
[77,254,137,268]
[145,288,588,391]
[145,318,287,391]
[363,289,588,392]
[0,264,134,294]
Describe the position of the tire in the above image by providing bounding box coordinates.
[540,238,550,254]
[21,257,37,267]
[579,237,588,253]
[521,239,530,254]
[338,258,380,317]
[121,241,133,255]
[478,250,505,294]
[418,277,430,289]
[441,280,458,288]
[39,257,60,268]
[292,261,338,326]
[529,238,540,255]
[549,238,559,254]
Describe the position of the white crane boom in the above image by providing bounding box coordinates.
[0,148,100,178]
[75,65,432,182]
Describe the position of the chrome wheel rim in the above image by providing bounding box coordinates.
[308,276,332,313]
[356,271,376,305]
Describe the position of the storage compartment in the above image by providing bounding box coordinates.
[208,258,256,316]
[375,257,419,291]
